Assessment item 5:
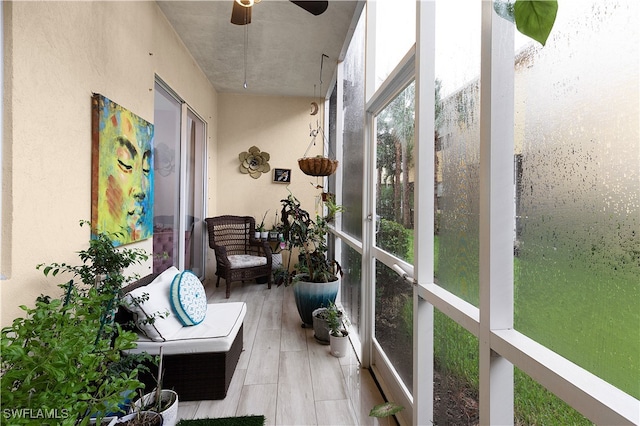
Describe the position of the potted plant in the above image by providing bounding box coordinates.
[1,221,152,425]
[322,195,345,223]
[268,211,280,240]
[312,303,344,345]
[133,389,177,425]
[116,411,162,426]
[312,307,330,344]
[257,210,269,239]
[326,302,349,357]
[279,192,342,327]
[298,155,339,177]
[129,348,178,426]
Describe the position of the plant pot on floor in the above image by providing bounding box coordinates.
[293,277,340,327]
[117,411,163,425]
[329,330,350,358]
[312,308,330,345]
[90,417,118,426]
[313,307,344,345]
[271,253,283,270]
[133,390,178,426]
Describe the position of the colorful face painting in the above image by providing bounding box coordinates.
[91,94,154,246]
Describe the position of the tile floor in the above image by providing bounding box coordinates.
[175,278,387,425]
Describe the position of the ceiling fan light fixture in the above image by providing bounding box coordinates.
[231,0,252,25]
[235,0,254,7]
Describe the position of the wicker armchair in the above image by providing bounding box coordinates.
[205,215,273,298]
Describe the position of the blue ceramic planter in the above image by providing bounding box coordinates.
[292,277,340,327]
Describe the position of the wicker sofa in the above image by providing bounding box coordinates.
[117,267,245,401]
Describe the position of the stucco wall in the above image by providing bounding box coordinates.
[216,93,323,220]
[1,1,217,325]
[214,93,325,277]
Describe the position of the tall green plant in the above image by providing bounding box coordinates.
[279,192,341,283]
[1,221,151,425]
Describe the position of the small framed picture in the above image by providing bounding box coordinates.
[273,168,291,183]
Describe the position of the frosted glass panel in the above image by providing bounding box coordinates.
[373,0,415,89]
[341,10,365,240]
[327,84,337,198]
[435,0,481,98]
[433,1,481,306]
[514,0,639,398]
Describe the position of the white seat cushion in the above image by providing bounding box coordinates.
[122,266,183,342]
[228,254,267,269]
[127,302,246,355]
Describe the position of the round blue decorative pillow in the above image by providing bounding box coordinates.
[170,271,207,326]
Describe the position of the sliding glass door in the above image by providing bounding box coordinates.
[153,80,206,278]
[184,110,206,277]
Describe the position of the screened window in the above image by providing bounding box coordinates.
[373,0,415,89]
[513,0,640,399]
[341,11,366,240]
[433,0,481,306]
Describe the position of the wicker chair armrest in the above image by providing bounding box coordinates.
[260,240,272,258]
[212,244,231,267]
[248,239,272,258]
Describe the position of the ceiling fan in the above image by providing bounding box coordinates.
[231,0,329,25]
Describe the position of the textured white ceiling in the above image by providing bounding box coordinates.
[157,0,361,98]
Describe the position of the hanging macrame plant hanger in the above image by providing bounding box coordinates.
[298,53,338,177]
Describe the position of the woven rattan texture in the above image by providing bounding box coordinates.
[205,216,272,298]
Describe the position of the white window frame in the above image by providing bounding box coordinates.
[334,1,639,424]
[411,2,639,425]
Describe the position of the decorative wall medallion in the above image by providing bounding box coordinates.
[239,146,271,179]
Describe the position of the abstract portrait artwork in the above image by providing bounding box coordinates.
[91,93,154,246]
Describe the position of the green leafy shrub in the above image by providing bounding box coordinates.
[1,221,152,425]
[377,218,410,258]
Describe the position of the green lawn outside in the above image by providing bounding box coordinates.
[403,231,637,424]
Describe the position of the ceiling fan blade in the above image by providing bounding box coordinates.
[231,0,252,25]
[289,1,329,16]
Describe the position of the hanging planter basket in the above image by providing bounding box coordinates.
[298,156,338,177]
